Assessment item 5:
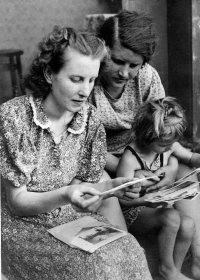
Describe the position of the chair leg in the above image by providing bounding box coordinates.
[16,54,25,95]
[9,55,19,97]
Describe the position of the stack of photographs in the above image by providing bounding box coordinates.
[144,168,200,204]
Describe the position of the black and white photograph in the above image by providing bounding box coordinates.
[1,1,200,279]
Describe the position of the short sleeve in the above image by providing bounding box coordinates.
[138,64,165,102]
[75,107,107,183]
[0,103,34,187]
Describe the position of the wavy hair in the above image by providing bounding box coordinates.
[133,96,187,147]
[98,10,156,63]
[23,26,107,98]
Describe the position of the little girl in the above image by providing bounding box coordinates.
[117,97,200,280]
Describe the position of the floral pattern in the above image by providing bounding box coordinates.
[89,63,165,155]
[0,94,152,280]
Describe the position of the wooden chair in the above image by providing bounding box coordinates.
[0,49,25,97]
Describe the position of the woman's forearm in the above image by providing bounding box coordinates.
[4,179,71,216]
[5,179,118,216]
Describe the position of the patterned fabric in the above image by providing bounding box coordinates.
[139,154,162,171]
[123,206,145,230]
[0,94,152,280]
[89,63,165,155]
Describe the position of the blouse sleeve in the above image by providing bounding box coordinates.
[75,106,107,183]
[0,103,34,187]
[138,64,165,102]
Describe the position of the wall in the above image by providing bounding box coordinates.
[122,0,168,94]
[167,0,200,145]
[0,0,121,103]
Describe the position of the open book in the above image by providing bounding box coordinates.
[101,168,200,204]
[48,216,127,253]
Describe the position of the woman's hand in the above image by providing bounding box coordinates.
[70,177,141,212]
[101,177,141,201]
[146,156,178,192]
[67,185,103,213]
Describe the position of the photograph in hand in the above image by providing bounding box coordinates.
[100,175,161,197]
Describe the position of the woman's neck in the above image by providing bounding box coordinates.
[43,94,74,126]
[101,78,124,99]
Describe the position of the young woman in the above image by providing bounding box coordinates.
[0,26,152,280]
[117,97,200,280]
[89,9,177,188]
[89,12,200,278]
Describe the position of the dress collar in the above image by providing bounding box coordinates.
[29,94,88,134]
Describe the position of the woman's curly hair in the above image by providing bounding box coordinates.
[23,26,107,98]
[133,96,187,147]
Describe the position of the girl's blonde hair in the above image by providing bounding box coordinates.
[133,97,186,147]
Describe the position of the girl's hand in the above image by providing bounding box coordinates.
[134,170,161,195]
[100,177,142,201]
[68,185,103,213]
[146,156,178,192]
[141,192,168,208]
[117,183,141,201]
[134,170,160,185]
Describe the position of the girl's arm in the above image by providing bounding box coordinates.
[117,150,149,207]
[105,152,120,174]
[116,149,139,178]
[146,155,178,192]
[172,142,200,168]
[190,153,200,167]
[69,178,82,185]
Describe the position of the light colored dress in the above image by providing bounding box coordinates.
[0,94,153,280]
[89,63,165,155]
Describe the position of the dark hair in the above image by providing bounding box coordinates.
[133,97,187,147]
[98,10,156,63]
[23,26,107,98]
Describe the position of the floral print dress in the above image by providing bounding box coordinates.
[0,94,152,280]
[89,63,165,155]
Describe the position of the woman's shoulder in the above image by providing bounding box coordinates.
[85,102,102,124]
[138,63,160,81]
[90,83,109,100]
[137,63,165,100]
[0,95,30,121]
